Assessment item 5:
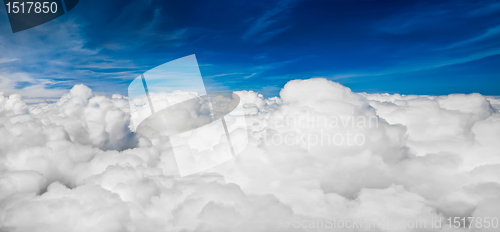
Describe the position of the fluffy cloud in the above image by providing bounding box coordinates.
[1,78,499,232]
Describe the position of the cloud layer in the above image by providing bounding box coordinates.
[1,78,499,231]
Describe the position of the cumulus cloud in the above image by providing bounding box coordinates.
[1,78,499,232]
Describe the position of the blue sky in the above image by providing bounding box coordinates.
[0,0,499,98]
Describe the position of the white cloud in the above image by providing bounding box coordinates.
[0,72,68,99]
[1,78,499,231]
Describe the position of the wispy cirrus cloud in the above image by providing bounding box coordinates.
[242,0,299,43]
[204,73,244,78]
[439,25,500,50]
[0,0,498,99]
[0,58,18,64]
[468,2,500,17]
[0,72,68,98]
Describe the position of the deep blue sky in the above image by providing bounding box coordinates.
[0,0,499,98]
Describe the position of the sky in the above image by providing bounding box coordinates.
[0,0,499,98]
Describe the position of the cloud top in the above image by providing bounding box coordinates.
[1,78,499,231]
